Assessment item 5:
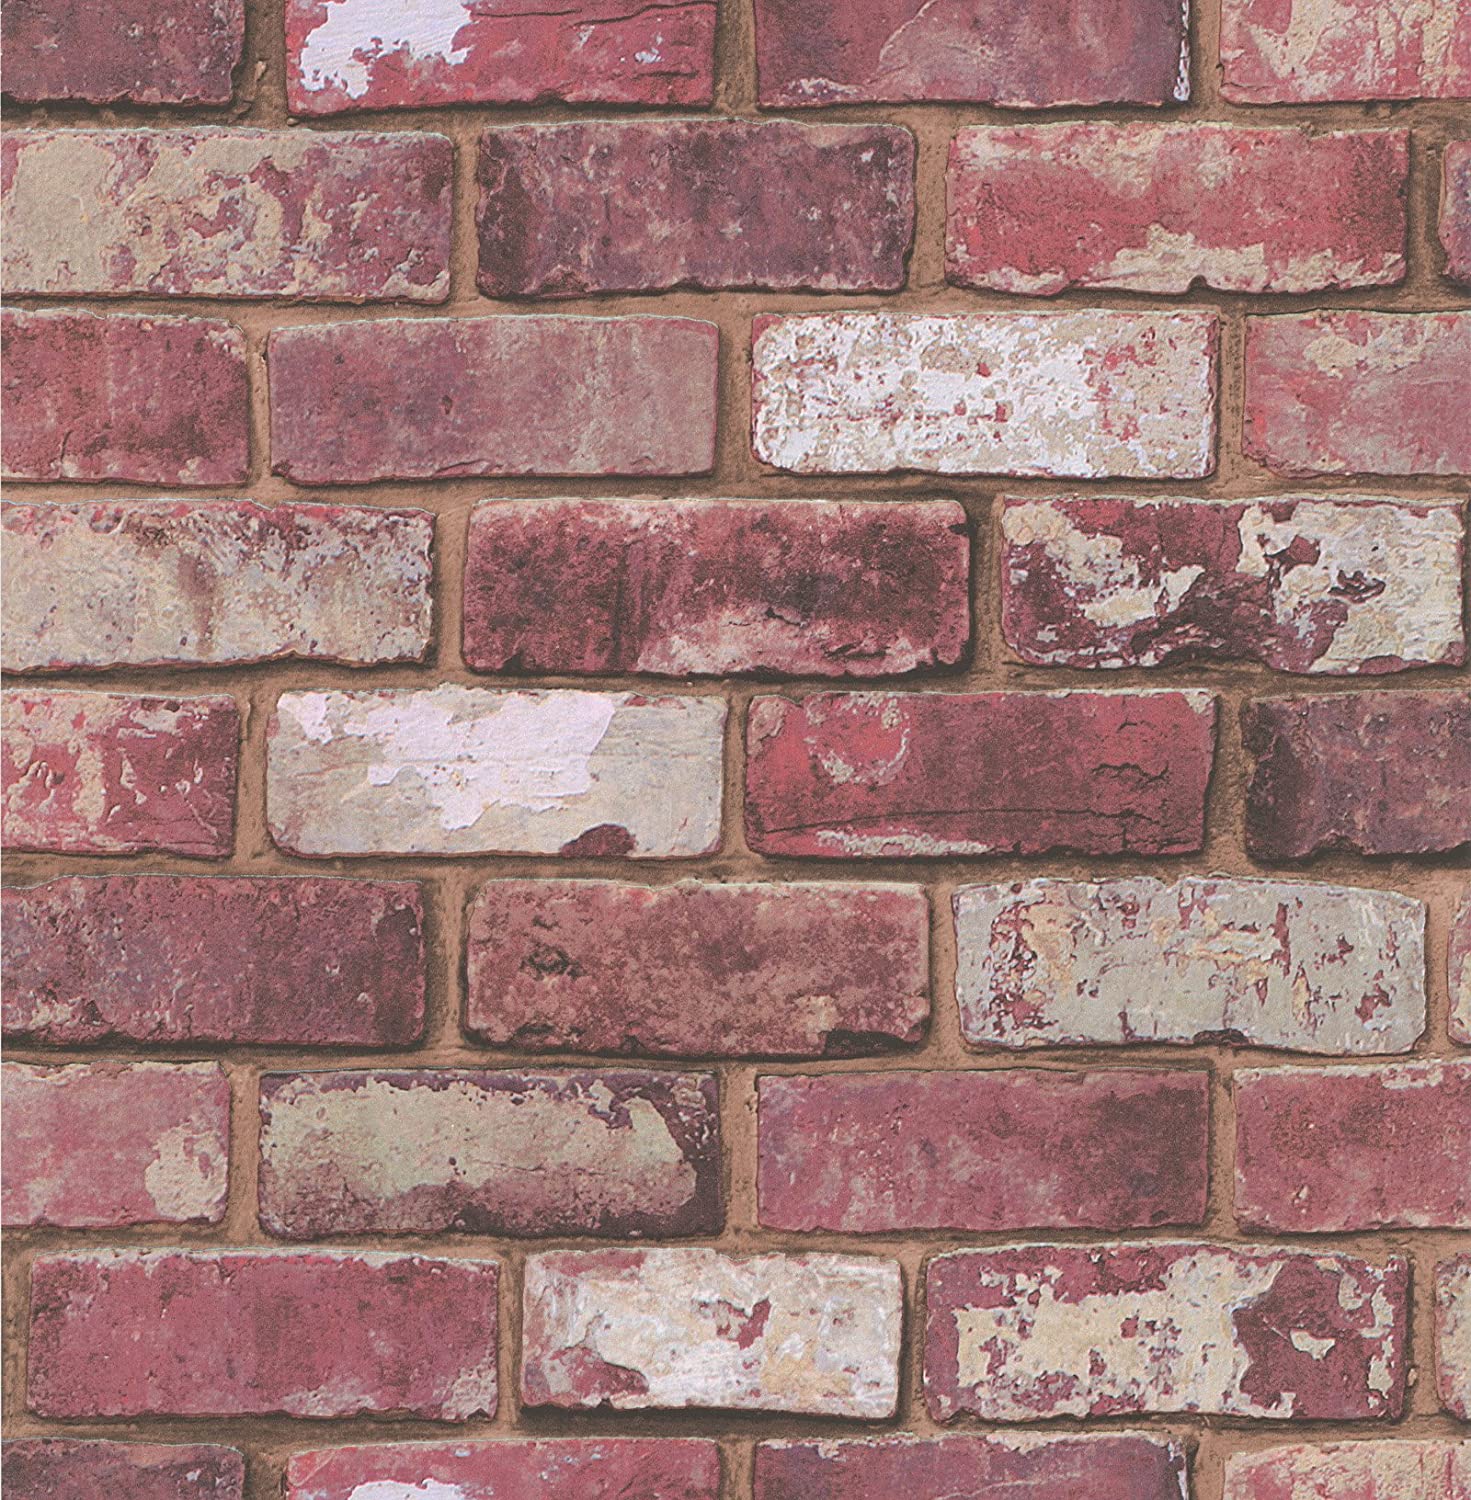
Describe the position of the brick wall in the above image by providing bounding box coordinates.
[1,0,1469,1496]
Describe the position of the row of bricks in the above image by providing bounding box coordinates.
[7,1057,1471,1233]
[5,687,1469,859]
[9,1242,1471,1420]
[8,307,1470,486]
[8,874,1468,1054]
[5,0,1469,111]
[4,124,1469,302]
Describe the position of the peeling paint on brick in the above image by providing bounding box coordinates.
[1437,1256,1471,1419]
[1223,1440,1471,1500]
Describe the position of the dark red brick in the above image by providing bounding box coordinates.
[1,1440,244,1500]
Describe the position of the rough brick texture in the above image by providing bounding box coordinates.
[1,1440,245,1500]
[1453,894,1471,1044]
[1223,1442,1471,1499]
[1437,1256,1471,1419]
[1444,142,1471,284]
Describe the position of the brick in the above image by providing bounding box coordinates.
[954,877,1426,1054]
[2,1062,229,1228]
[259,1069,721,1239]
[1236,1061,1471,1231]
[999,494,1464,674]
[949,125,1407,295]
[753,0,1189,107]
[522,1249,902,1416]
[465,879,929,1058]
[2,876,425,1047]
[1,0,243,103]
[752,312,1217,478]
[1244,312,1471,476]
[269,315,717,484]
[477,122,914,297]
[1,1440,244,1500]
[755,1435,1189,1500]
[1242,692,1471,859]
[285,1441,721,1500]
[1445,143,1471,285]
[1221,0,1471,101]
[2,131,451,301]
[925,1242,1407,1422]
[1438,1256,1471,1419]
[286,0,716,114]
[1224,1441,1471,1500]
[1452,894,1471,1045]
[758,1069,1208,1232]
[462,497,969,679]
[27,1249,498,1420]
[268,688,724,858]
[745,690,1215,858]
[2,691,238,857]
[1,309,248,486]
[2,500,433,672]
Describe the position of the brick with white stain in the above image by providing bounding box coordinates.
[1224,1441,1471,1500]
[1444,142,1471,286]
[1437,1255,1471,1420]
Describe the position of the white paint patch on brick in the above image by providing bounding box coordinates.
[1224,1441,1471,1500]
[1438,1257,1471,1417]
[298,0,473,98]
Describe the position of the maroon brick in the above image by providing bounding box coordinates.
[1,1440,244,1500]
[1244,312,1471,476]
[463,497,970,679]
[1438,1254,1471,1419]
[2,691,238,857]
[27,1249,499,1420]
[949,124,1407,295]
[259,1069,721,1239]
[465,879,929,1058]
[477,122,914,297]
[2,876,425,1048]
[1242,692,1471,859]
[745,690,1216,858]
[758,1069,1208,1232]
[1444,142,1471,286]
[1,310,248,486]
[1,0,243,104]
[1235,1061,1471,1231]
[753,0,1189,107]
[268,316,717,484]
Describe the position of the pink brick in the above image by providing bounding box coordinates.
[1438,1255,1471,1419]
[465,879,929,1058]
[949,125,1407,295]
[269,316,717,484]
[1244,312,1471,476]
[477,122,914,297]
[2,876,425,1047]
[1,0,243,104]
[286,0,715,114]
[2,131,451,301]
[925,1242,1408,1422]
[758,1069,1208,1232]
[2,1440,244,1500]
[745,690,1215,858]
[1,310,248,486]
[27,1249,498,1420]
[462,498,969,679]
[2,1061,229,1228]
[1242,692,1471,858]
[2,691,238,857]
[1224,1441,1471,1500]
[753,0,1189,107]
[1444,142,1471,285]
[1452,894,1471,1045]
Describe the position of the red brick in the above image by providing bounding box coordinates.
[1224,1441,1471,1500]
[1,1440,244,1500]
[2,876,425,1047]
[477,122,914,297]
[1244,312,1471,476]
[269,316,717,484]
[1,309,248,486]
[27,1249,498,1420]
[1452,893,1471,1045]
[259,1069,721,1239]
[949,124,1407,295]
[465,879,929,1058]
[1444,142,1471,286]
[286,1441,721,1500]
[753,0,1189,107]
[1438,1255,1471,1419]
[1242,692,1471,859]
[2,1061,229,1228]
[1,0,242,104]
[2,691,238,857]
[286,0,716,114]
[755,1435,1189,1500]
[758,1069,1208,1232]
[463,497,969,679]
[745,690,1215,858]
[1236,1061,1471,1231]
[925,1242,1408,1422]
[2,131,451,301]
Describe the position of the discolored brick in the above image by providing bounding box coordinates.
[1224,1441,1471,1499]
[1,1440,244,1500]
[1438,1256,1471,1419]
[1444,143,1471,285]
[1452,894,1471,1045]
